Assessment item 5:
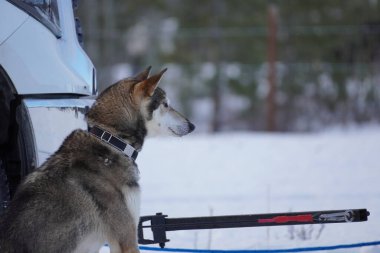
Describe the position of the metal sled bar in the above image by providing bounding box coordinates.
[138,209,369,248]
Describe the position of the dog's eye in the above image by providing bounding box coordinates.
[163,102,168,108]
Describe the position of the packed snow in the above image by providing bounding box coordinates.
[100,125,380,252]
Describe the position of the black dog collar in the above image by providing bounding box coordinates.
[89,126,138,161]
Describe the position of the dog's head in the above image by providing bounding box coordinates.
[87,67,195,140]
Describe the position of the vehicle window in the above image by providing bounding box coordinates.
[8,0,61,38]
[23,0,60,29]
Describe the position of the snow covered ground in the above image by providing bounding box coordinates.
[101,125,380,253]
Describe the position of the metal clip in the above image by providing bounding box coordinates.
[318,210,354,222]
[100,131,112,142]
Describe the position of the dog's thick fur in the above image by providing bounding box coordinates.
[0,67,194,253]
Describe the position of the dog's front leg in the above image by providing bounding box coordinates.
[108,239,122,253]
[109,239,139,253]
[120,225,140,253]
[108,226,140,253]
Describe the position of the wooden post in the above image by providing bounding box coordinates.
[266,4,278,131]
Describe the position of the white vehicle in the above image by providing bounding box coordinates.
[0,0,96,213]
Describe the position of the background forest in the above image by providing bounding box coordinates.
[77,0,380,132]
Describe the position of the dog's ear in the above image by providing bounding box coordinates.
[115,66,152,85]
[134,66,152,81]
[134,68,167,98]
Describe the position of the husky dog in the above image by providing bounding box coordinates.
[0,67,195,253]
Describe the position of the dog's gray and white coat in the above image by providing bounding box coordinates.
[0,67,194,253]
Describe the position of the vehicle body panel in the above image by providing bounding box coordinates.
[0,0,95,96]
[0,1,28,45]
[24,98,95,166]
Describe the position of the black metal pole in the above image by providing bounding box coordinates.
[138,209,369,248]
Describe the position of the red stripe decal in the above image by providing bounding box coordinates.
[258,214,314,224]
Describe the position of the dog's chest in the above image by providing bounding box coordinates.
[122,185,141,225]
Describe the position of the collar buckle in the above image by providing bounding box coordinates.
[100,131,112,142]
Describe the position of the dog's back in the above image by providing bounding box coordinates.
[0,129,140,253]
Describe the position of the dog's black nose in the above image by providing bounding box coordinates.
[188,122,195,133]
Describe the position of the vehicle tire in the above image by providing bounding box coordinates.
[0,160,10,215]
[0,67,36,204]
[15,100,36,178]
[4,99,36,198]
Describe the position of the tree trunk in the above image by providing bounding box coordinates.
[266,4,278,131]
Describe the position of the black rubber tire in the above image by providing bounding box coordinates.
[0,160,10,215]
[16,101,36,178]
[0,67,36,201]
[0,101,34,213]
[4,100,37,198]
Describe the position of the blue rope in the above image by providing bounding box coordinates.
[139,240,380,253]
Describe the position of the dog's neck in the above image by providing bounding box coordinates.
[88,125,139,161]
[87,119,147,152]
[115,121,147,152]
